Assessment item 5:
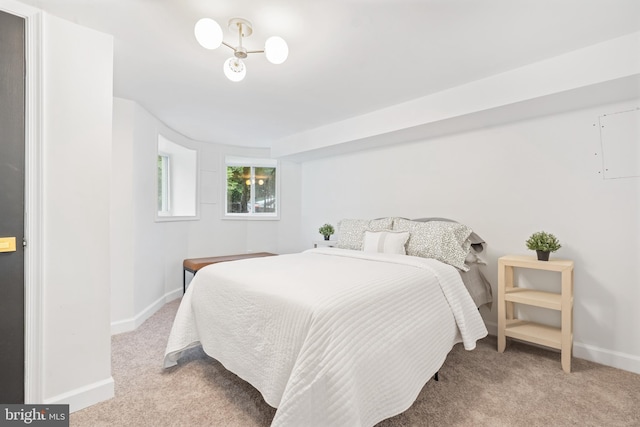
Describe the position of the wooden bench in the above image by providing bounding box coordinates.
[182,252,277,293]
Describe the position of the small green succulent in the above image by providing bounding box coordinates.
[525,231,562,252]
[318,223,335,237]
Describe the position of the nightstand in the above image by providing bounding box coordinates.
[313,240,335,248]
[497,255,574,373]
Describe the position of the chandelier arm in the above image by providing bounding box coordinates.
[245,49,265,54]
[221,41,235,51]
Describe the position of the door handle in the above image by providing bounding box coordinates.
[0,237,17,252]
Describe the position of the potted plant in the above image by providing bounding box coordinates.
[318,223,335,241]
[525,231,562,261]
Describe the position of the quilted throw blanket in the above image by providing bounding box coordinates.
[164,248,487,427]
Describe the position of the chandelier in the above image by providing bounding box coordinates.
[194,17,289,82]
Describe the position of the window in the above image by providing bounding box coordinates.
[225,156,278,219]
[157,154,170,213]
[156,135,197,219]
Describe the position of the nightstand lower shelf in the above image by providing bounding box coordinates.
[504,320,561,349]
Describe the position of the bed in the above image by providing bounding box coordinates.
[164,218,490,426]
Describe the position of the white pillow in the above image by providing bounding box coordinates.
[362,230,410,255]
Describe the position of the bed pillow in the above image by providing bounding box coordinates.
[362,230,410,255]
[394,218,472,271]
[411,217,485,246]
[336,218,393,250]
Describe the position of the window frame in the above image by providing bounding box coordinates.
[157,152,171,215]
[223,156,280,220]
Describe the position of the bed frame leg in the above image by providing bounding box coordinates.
[434,371,439,381]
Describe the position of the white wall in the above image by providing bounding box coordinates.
[41,13,114,409]
[110,98,303,333]
[300,98,640,374]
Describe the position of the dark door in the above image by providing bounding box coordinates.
[0,10,26,403]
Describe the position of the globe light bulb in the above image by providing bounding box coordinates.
[223,57,246,82]
[194,18,223,50]
[264,36,288,65]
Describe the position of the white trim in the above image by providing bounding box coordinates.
[24,8,44,406]
[44,377,114,413]
[111,288,182,335]
[573,342,640,375]
[154,215,200,223]
[1,0,45,404]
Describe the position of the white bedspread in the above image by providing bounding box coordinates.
[164,248,487,426]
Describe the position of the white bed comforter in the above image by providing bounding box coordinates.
[164,248,487,427]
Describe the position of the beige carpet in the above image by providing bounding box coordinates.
[70,299,640,426]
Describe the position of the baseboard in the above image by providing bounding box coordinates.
[44,376,114,413]
[573,342,640,375]
[111,287,182,335]
[483,320,640,374]
[164,287,183,303]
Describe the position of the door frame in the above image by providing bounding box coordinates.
[0,0,44,404]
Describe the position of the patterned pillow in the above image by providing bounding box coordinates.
[393,218,472,271]
[336,218,393,250]
[362,230,410,255]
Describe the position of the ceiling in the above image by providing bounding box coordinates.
[17,0,640,148]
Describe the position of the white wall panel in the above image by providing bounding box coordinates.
[42,13,114,409]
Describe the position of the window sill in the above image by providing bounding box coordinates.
[223,214,280,221]
[155,215,200,223]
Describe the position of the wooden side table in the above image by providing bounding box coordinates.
[182,252,277,293]
[497,255,574,373]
